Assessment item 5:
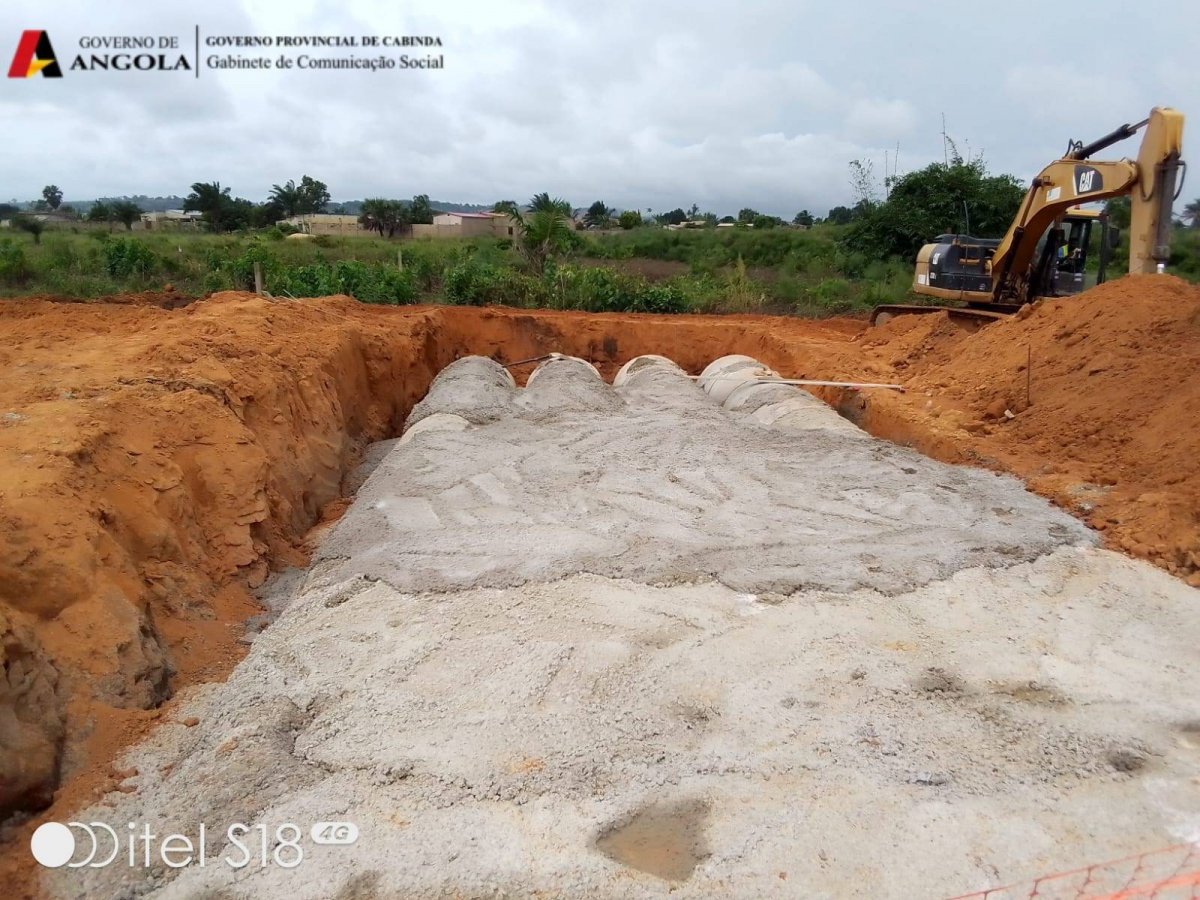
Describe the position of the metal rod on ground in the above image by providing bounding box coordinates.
[689,375,905,393]
[253,261,263,296]
[1026,345,1032,407]
[502,353,559,369]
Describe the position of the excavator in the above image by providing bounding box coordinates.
[870,107,1186,325]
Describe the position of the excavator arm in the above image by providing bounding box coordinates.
[990,107,1185,304]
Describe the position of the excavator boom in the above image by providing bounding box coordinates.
[1129,108,1185,273]
[992,107,1185,303]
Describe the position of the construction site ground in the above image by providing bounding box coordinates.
[1,274,1199,897]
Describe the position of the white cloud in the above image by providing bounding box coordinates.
[844,98,916,143]
[0,0,1195,217]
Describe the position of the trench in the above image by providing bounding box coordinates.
[0,300,1006,855]
[2,303,867,837]
[31,342,1105,898]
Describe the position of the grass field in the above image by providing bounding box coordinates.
[1,222,1197,315]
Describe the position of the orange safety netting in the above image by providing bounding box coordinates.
[950,843,1200,899]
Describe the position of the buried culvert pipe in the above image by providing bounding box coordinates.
[613,354,687,387]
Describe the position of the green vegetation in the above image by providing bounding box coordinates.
[4,167,1198,315]
[3,215,1197,315]
[844,158,1025,260]
[358,195,434,237]
[0,224,908,316]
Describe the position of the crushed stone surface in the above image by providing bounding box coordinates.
[40,356,1200,900]
[317,357,1090,597]
[48,553,1200,899]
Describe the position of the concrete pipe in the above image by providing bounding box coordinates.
[613,354,686,387]
[526,355,601,385]
[697,355,761,393]
[519,353,621,416]
[705,362,779,406]
[397,413,471,446]
[701,353,866,437]
[749,394,867,437]
[404,355,516,430]
[723,381,801,413]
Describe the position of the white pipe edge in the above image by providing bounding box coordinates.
[613,354,687,387]
[398,412,472,445]
[526,355,601,385]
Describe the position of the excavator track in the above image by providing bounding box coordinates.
[869,304,1010,327]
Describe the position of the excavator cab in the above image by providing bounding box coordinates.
[1030,207,1117,298]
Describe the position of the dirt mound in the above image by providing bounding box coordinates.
[0,293,431,823]
[862,275,1200,584]
[14,290,197,309]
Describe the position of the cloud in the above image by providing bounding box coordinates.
[0,0,1195,217]
[844,98,916,143]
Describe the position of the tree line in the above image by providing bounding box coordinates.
[8,168,1200,260]
[3,177,866,239]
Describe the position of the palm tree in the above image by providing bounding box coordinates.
[110,201,143,231]
[358,199,409,238]
[358,198,388,236]
[269,180,303,218]
[408,194,434,225]
[41,185,63,210]
[1183,198,1200,229]
[584,201,613,229]
[508,205,574,274]
[184,181,233,232]
[528,192,572,216]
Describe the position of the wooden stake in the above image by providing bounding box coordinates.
[1026,345,1032,407]
[253,261,263,296]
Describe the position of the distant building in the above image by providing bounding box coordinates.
[412,212,515,240]
[279,213,365,236]
[140,209,202,230]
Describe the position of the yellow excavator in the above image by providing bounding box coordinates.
[870,107,1186,325]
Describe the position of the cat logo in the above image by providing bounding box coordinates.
[1074,165,1103,195]
[7,30,62,78]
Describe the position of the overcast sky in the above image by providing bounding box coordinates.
[1,0,1196,217]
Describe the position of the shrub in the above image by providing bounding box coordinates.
[103,238,156,278]
[812,277,852,310]
[551,265,692,314]
[443,260,500,305]
[0,239,30,285]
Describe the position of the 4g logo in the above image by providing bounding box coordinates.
[8,30,62,78]
[312,821,359,845]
